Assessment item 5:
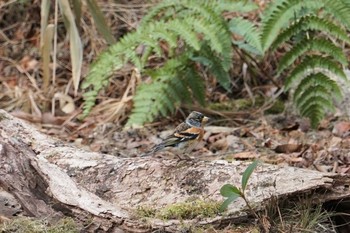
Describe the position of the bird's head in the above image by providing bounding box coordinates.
[186,111,209,127]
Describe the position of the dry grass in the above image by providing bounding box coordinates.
[0,0,152,136]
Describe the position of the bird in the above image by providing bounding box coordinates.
[141,111,209,159]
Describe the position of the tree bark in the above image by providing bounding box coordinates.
[0,109,349,232]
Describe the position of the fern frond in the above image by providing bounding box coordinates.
[142,0,258,25]
[215,0,258,12]
[278,38,347,74]
[127,57,206,126]
[296,85,332,110]
[261,0,322,51]
[166,18,201,51]
[83,0,247,121]
[140,1,176,25]
[191,18,225,54]
[271,15,350,50]
[302,104,325,128]
[293,73,343,103]
[300,97,334,119]
[128,76,181,126]
[323,0,350,29]
[193,43,231,91]
[229,17,263,54]
[285,55,346,90]
[183,67,206,105]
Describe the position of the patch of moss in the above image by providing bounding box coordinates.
[209,98,265,112]
[0,217,78,233]
[135,205,157,218]
[264,99,285,114]
[136,199,221,220]
[0,112,11,121]
[157,199,221,220]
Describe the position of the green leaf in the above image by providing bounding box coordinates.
[241,160,259,191]
[220,184,241,197]
[229,17,262,54]
[219,194,240,212]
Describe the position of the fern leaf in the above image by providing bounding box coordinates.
[278,38,347,74]
[140,1,176,26]
[191,18,224,54]
[167,18,200,51]
[302,105,325,128]
[293,73,343,103]
[296,85,331,109]
[215,0,258,13]
[128,77,179,126]
[271,15,350,50]
[299,96,334,116]
[323,0,350,29]
[285,55,346,90]
[193,44,231,91]
[261,0,322,51]
[183,67,206,105]
[127,56,206,126]
[229,17,263,54]
[83,0,236,120]
[298,93,334,128]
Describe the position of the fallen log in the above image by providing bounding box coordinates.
[0,109,349,232]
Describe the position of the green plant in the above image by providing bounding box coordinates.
[261,0,350,127]
[220,160,259,212]
[82,0,257,126]
[220,161,265,229]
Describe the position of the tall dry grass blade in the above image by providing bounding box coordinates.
[42,24,54,96]
[58,0,83,96]
[71,0,82,28]
[86,0,116,44]
[40,0,50,49]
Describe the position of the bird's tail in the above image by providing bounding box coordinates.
[140,144,165,157]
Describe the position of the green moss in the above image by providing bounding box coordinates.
[264,99,285,114]
[0,112,11,121]
[157,199,221,220]
[0,217,78,233]
[135,205,157,218]
[135,199,221,220]
[209,98,265,112]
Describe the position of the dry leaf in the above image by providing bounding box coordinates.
[274,144,303,153]
[20,56,39,72]
[231,151,258,159]
[332,121,350,137]
[53,93,75,114]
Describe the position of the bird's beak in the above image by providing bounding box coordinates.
[202,116,210,124]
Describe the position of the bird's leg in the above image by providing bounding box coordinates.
[175,153,192,160]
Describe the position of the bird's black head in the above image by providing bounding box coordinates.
[186,111,209,127]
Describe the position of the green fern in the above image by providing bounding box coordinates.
[127,56,203,127]
[270,15,350,50]
[229,17,263,55]
[278,38,348,75]
[82,0,259,126]
[293,73,342,103]
[262,0,350,127]
[323,0,350,29]
[261,0,322,51]
[284,56,347,90]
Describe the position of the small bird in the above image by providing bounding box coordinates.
[142,111,209,158]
